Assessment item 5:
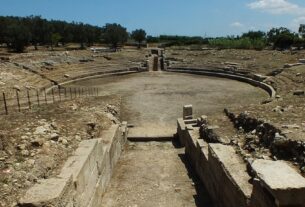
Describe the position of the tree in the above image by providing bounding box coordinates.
[267,27,290,44]
[0,17,8,45]
[102,23,128,48]
[274,33,295,50]
[28,16,45,50]
[267,27,296,49]
[6,23,31,52]
[299,24,305,39]
[131,29,146,48]
[242,31,266,40]
[51,33,62,50]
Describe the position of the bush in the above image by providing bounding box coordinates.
[273,33,295,50]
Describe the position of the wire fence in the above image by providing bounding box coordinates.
[0,86,99,115]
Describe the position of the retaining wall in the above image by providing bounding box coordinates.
[177,118,305,207]
[19,122,128,207]
[45,67,147,93]
[167,67,276,98]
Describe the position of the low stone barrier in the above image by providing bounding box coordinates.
[166,67,276,98]
[45,67,147,93]
[19,122,128,207]
[177,117,305,207]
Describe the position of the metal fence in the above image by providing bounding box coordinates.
[0,86,99,115]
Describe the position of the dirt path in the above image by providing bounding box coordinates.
[101,141,213,207]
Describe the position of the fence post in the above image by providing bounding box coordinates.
[16,90,21,112]
[36,90,40,106]
[44,88,48,104]
[58,87,61,102]
[27,90,31,109]
[64,88,67,99]
[70,88,72,100]
[78,88,81,97]
[3,92,8,115]
[74,88,77,98]
[52,88,55,103]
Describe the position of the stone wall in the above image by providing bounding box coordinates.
[177,118,305,207]
[19,122,128,207]
[166,67,276,98]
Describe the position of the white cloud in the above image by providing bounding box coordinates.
[291,16,305,30]
[230,22,244,27]
[248,0,305,15]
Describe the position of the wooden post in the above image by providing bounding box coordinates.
[74,88,77,98]
[36,90,40,106]
[3,92,8,115]
[44,88,48,104]
[70,88,72,100]
[16,90,21,112]
[78,88,81,97]
[58,87,61,102]
[52,88,55,103]
[64,88,67,99]
[27,90,31,109]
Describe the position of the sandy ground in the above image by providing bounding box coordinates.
[101,141,213,207]
[68,72,268,136]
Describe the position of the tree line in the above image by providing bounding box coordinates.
[0,16,147,52]
[1,15,305,52]
[209,26,305,50]
[147,25,305,50]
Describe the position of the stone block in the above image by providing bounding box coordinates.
[183,104,193,120]
[19,176,73,207]
[251,159,305,206]
[208,144,252,207]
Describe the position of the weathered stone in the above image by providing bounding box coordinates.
[19,176,73,207]
[183,105,193,120]
[50,133,59,141]
[251,159,305,206]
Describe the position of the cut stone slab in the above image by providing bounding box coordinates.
[209,144,253,198]
[19,176,72,206]
[251,159,305,206]
[208,144,252,207]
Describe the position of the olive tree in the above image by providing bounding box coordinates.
[131,29,146,48]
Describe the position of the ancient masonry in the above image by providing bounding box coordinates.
[177,106,305,207]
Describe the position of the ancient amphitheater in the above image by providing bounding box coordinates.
[0,47,305,207]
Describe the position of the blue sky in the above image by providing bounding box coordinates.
[1,0,305,37]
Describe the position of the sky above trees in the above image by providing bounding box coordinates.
[1,0,305,37]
